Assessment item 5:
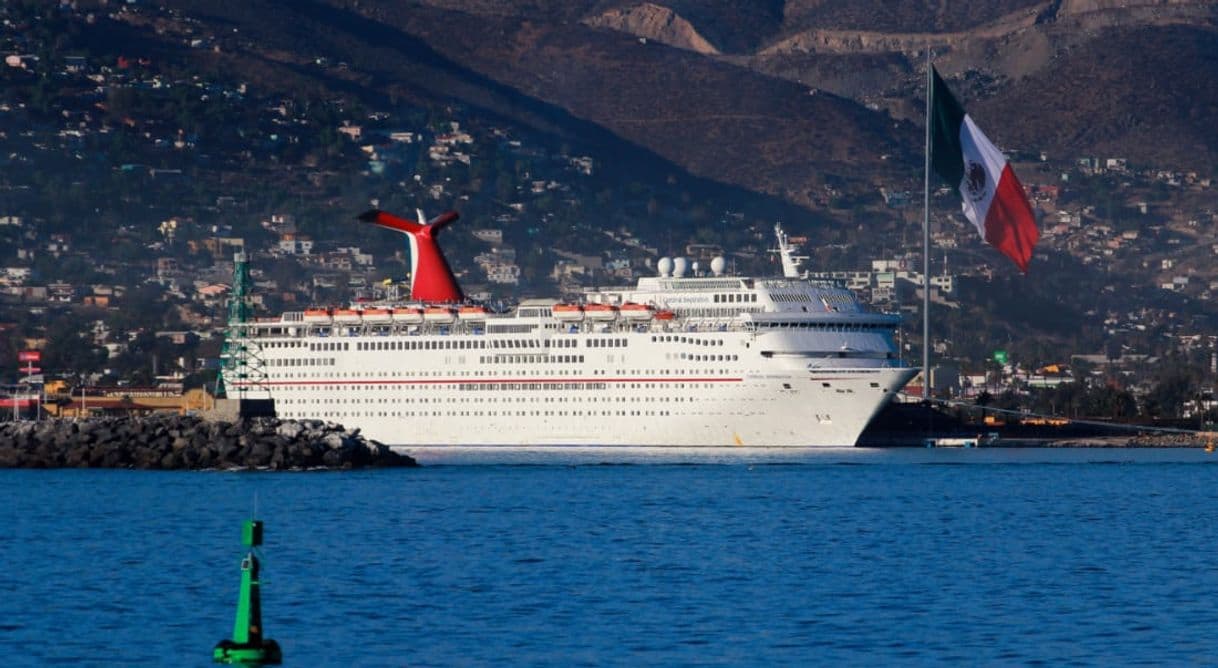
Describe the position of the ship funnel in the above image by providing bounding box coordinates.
[358,209,464,303]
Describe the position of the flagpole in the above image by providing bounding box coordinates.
[922,49,932,404]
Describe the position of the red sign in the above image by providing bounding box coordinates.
[20,367,41,375]
[17,351,41,363]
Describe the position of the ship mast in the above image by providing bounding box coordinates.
[772,223,808,278]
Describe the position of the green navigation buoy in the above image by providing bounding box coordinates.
[213,519,282,665]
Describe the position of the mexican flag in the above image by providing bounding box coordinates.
[930,66,1039,273]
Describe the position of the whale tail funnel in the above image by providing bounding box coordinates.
[358,209,464,303]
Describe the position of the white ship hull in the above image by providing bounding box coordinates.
[235,320,915,447]
[304,367,914,447]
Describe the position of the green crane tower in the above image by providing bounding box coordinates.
[213,519,282,665]
[218,251,269,401]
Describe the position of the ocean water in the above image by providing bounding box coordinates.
[2,447,1217,666]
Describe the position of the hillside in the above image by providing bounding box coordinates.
[3,0,1218,391]
[161,0,912,209]
[574,0,1218,167]
[976,24,1218,170]
[146,0,1218,199]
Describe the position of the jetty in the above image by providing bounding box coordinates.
[0,414,416,469]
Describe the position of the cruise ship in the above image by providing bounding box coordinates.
[224,209,917,446]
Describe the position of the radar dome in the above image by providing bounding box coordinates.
[691,261,701,276]
[710,256,726,276]
[672,257,688,278]
[657,257,673,277]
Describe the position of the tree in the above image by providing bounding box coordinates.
[1143,371,1195,419]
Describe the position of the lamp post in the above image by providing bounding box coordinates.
[79,373,87,418]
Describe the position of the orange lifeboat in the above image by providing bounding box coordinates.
[361,308,393,323]
[553,303,584,321]
[458,305,489,320]
[653,309,676,321]
[302,308,332,323]
[423,306,456,323]
[391,307,424,323]
[332,308,362,324]
[619,302,653,320]
[584,303,618,321]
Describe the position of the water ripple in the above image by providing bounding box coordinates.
[1,454,1217,665]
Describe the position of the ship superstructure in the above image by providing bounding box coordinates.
[225,213,916,446]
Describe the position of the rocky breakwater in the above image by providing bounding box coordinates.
[0,415,417,470]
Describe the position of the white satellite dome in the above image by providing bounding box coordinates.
[657,257,674,277]
[710,256,726,276]
[691,261,701,276]
[672,257,688,278]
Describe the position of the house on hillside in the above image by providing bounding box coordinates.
[194,283,229,306]
[47,282,76,303]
